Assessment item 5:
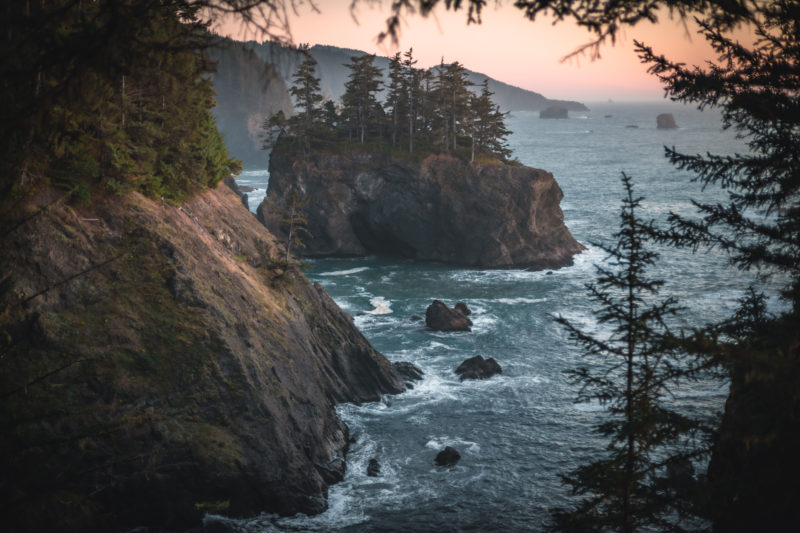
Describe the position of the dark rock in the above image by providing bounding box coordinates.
[392,361,424,382]
[540,105,569,119]
[425,300,472,332]
[455,355,502,381]
[367,458,381,477]
[238,186,256,193]
[657,113,678,129]
[435,446,461,466]
[604,114,613,118]
[315,457,346,485]
[454,302,471,316]
[546,271,553,275]
[625,124,639,129]
[410,315,422,321]
[260,150,584,269]
[2,185,404,532]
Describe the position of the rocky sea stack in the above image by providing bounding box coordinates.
[657,113,679,129]
[2,185,403,532]
[260,149,584,269]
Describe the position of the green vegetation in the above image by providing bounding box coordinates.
[551,176,710,531]
[263,47,512,164]
[0,0,241,205]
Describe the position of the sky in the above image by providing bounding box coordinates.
[220,0,729,102]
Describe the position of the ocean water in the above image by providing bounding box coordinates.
[219,102,783,532]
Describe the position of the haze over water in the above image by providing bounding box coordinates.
[218,102,781,532]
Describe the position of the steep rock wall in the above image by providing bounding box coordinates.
[260,150,584,269]
[0,186,402,532]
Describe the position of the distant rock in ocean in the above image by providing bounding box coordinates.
[625,125,639,129]
[260,149,584,270]
[426,300,473,332]
[657,113,679,129]
[455,355,503,381]
[540,105,569,119]
[435,446,461,466]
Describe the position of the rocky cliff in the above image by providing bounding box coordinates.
[0,185,402,532]
[259,150,584,269]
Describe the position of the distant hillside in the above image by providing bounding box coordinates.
[208,38,293,168]
[244,41,588,113]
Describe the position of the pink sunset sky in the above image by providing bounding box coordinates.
[220,0,733,102]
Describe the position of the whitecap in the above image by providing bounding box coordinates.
[495,297,548,305]
[364,296,392,315]
[319,266,370,276]
[572,399,608,412]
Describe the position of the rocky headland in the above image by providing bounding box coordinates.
[259,148,584,269]
[1,185,403,532]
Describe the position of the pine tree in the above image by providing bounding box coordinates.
[469,79,511,162]
[286,45,324,155]
[341,54,383,144]
[281,188,312,265]
[385,52,408,148]
[402,49,421,153]
[551,174,705,532]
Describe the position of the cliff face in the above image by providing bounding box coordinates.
[0,186,402,532]
[260,150,584,269]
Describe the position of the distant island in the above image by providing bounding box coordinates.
[210,37,589,168]
[258,47,584,269]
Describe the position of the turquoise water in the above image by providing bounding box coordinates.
[221,102,782,531]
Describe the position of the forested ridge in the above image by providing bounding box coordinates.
[0,0,240,205]
[265,47,513,165]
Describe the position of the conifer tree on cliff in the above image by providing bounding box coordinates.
[341,54,383,144]
[287,45,324,156]
[385,52,407,148]
[550,174,706,532]
[469,79,511,162]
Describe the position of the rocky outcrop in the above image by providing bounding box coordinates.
[392,361,425,390]
[454,302,472,316]
[223,175,249,210]
[367,458,381,477]
[455,355,503,381]
[0,185,402,532]
[435,446,461,466]
[540,105,568,119]
[657,113,678,129]
[426,300,473,332]
[260,149,584,269]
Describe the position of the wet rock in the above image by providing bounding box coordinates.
[455,355,502,381]
[454,302,471,316]
[392,361,424,383]
[315,457,346,485]
[435,446,461,466]
[657,113,678,129]
[410,315,422,321]
[540,105,568,119]
[367,458,381,477]
[425,300,472,332]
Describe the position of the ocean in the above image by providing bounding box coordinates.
[217,102,783,532]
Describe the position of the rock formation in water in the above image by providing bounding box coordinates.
[540,105,569,119]
[455,356,503,381]
[435,446,462,466]
[259,149,584,269]
[1,185,402,532]
[657,113,679,129]
[425,300,473,332]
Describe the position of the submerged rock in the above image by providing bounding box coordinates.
[435,447,461,466]
[426,300,473,332]
[261,150,584,269]
[455,355,503,381]
[315,458,347,485]
[367,458,381,477]
[657,113,678,129]
[540,105,569,119]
